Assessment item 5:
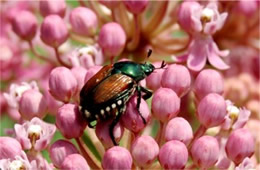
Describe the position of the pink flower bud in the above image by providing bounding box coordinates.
[7,108,21,121]
[191,136,220,168]
[84,66,102,82]
[197,93,226,127]
[124,0,149,14]
[194,69,224,101]
[122,96,150,133]
[39,0,66,18]
[71,66,88,96]
[49,67,77,103]
[152,88,180,122]
[161,64,191,97]
[164,117,193,145]
[102,146,132,170]
[61,154,90,170]
[131,135,159,168]
[40,15,68,48]
[99,0,121,9]
[56,104,87,139]
[225,128,255,165]
[11,11,37,41]
[146,62,165,91]
[49,140,79,168]
[0,137,22,159]
[69,7,98,36]
[235,0,258,16]
[96,120,124,149]
[178,1,202,33]
[19,89,47,120]
[159,140,188,169]
[98,22,126,58]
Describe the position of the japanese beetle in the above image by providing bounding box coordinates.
[79,50,166,145]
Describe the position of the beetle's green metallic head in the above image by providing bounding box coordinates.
[140,63,155,77]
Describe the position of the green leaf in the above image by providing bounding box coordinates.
[66,0,80,7]
[0,114,15,136]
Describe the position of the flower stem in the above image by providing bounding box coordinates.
[88,1,111,25]
[126,131,136,151]
[86,127,105,157]
[155,121,166,147]
[153,42,188,55]
[78,0,87,7]
[185,163,197,169]
[151,35,190,46]
[127,14,141,51]
[150,20,176,38]
[110,56,115,64]
[111,8,117,22]
[69,30,95,44]
[150,2,179,38]
[54,47,71,68]
[75,137,101,169]
[28,40,56,65]
[188,124,207,150]
[142,1,169,38]
[118,4,133,38]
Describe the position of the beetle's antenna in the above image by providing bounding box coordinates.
[147,49,152,58]
[160,60,167,68]
[155,60,167,69]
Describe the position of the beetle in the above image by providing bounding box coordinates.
[79,49,166,145]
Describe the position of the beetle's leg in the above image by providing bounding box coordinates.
[109,107,124,146]
[88,120,97,128]
[136,86,146,124]
[88,123,94,128]
[140,86,153,100]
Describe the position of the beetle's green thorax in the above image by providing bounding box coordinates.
[112,61,154,82]
[140,63,155,76]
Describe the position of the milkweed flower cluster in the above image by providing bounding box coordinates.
[0,0,259,169]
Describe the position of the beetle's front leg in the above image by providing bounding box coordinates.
[140,86,153,100]
[136,86,147,124]
[109,106,124,146]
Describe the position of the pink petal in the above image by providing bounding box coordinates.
[187,42,207,71]
[14,124,31,150]
[204,21,218,35]
[206,2,218,11]
[34,122,56,151]
[212,42,230,57]
[233,109,251,130]
[217,13,228,30]
[221,116,232,130]
[207,42,229,70]
[172,54,188,63]
[235,157,255,170]
[191,15,202,32]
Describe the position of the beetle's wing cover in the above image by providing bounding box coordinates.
[93,73,135,104]
[80,65,113,98]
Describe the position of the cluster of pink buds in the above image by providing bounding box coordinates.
[1,0,259,169]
